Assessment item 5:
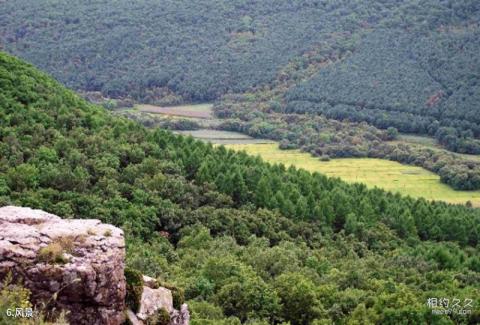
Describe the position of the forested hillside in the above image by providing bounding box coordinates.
[2,0,480,189]
[1,0,478,105]
[0,0,368,102]
[286,26,480,154]
[1,53,479,324]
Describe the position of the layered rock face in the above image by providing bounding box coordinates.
[0,206,126,325]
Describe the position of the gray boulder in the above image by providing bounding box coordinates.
[0,206,126,325]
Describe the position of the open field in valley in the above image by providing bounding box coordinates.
[395,133,439,148]
[225,143,480,206]
[137,103,213,118]
[175,130,274,145]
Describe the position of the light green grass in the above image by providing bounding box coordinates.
[136,103,213,118]
[225,143,480,206]
[175,130,274,144]
[396,133,439,148]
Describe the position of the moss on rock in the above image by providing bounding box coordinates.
[125,267,144,312]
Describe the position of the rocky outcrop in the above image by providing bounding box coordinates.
[170,304,190,325]
[137,286,173,320]
[127,275,190,325]
[0,206,126,325]
[0,206,190,325]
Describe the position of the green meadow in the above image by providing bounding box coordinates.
[136,103,213,118]
[225,143,480,206]
[174,130,274,145]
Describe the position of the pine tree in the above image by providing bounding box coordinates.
[231,170,248,206]
[295,196,308,220]
[255,175,273,207]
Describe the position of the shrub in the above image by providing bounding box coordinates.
[37,236,75,265]
[188,300,224,320]
[38,242,66,264]
[125,268,144,312]
[6,163,39,191]
[55,236,75,253]
[0,273,32,325]
[0,178,10,196]
[125,237,174,279]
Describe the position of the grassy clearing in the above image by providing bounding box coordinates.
[396,133,439,148]
[176,130,274,145]
[225,143,480,206]
[137,103,213,118]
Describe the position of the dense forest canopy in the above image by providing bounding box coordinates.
[1,0,478,103]
[3,0,480,162]
[1,0,362,101]
[286,26,480,153]
[0,52,479,324]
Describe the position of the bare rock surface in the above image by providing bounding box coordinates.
[171,304,190,325]
[0,206,126,325]
[137,286,173,320]
[136,277,190,325]
[142,274,159,288]
[126,309,143,325]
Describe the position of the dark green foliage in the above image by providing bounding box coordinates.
[0,0,383,103]
[286,26,480,155]
[188,300,224,321]
[125,267,144,312]
[2,0,480,189]
[215,280,280,322]
[274,272,323,324]
[0,52,479,324]
[3,0,477,109]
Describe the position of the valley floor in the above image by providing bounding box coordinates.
[118,103,480,206]
[173,130,274,145]
[137,103,214,119]
[225,143,480,207]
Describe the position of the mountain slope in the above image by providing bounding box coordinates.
[286,25,480,153]
[1,52,479,324]
[1,0,360,101]
[1,0,478,104]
